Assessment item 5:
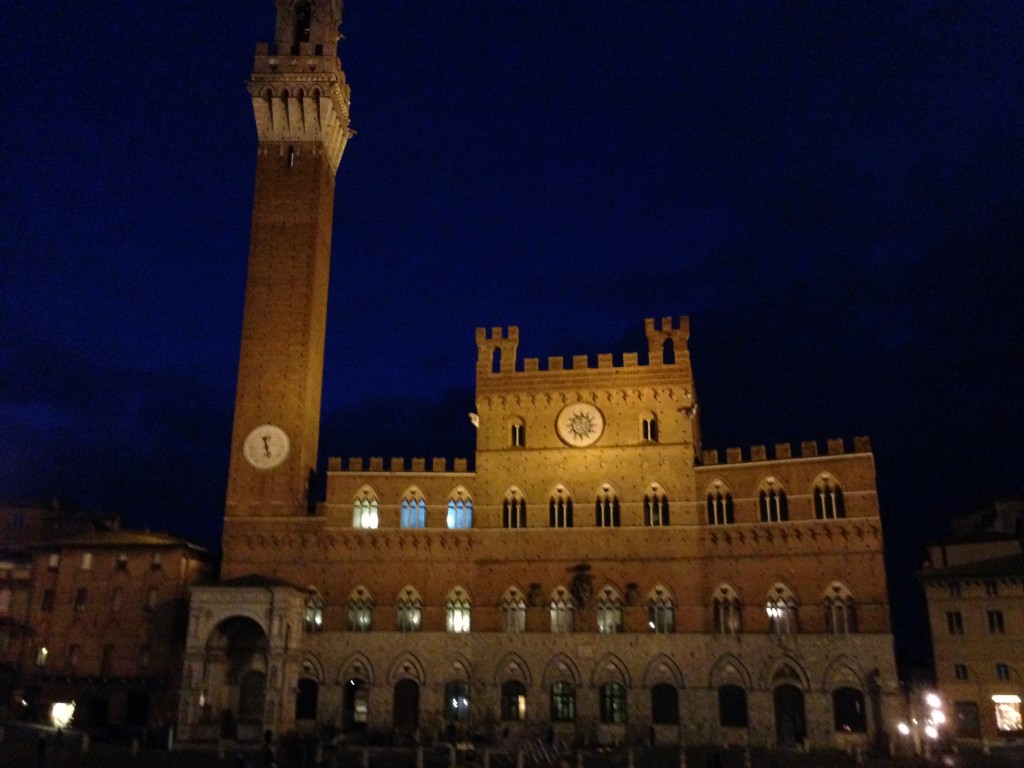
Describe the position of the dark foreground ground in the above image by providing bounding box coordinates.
[1,726,1022,768]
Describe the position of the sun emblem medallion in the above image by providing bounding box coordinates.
[555,402,605,447]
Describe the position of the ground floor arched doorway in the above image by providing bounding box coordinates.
[392,679,419,734]
[774,684,806,747]
[342,678,369,732]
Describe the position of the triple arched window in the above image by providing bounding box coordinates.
[447,491,473,529]
[824,582,858,633]
[766,583,799,634]
[596,586,623,634]
[647,585,675,633]
[713,584,742,634]
[549,492,573,528]
[396,587,422,632]
[347,587,373,632]
[501,586,526,633]
[595,490,620,527]
[758,482,789,522]
[401,495,426,528]
[550,587,575,633]
[352,496,379,529]
[707,486,734,525]
[445,587,471,633]
[645,492,669,526]
[503,489,526,529]
[814,475,846,519]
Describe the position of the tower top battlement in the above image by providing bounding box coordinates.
[475,317,691,377]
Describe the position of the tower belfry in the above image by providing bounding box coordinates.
[224,0,350,525]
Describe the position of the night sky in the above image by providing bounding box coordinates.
[3,2,1022,669]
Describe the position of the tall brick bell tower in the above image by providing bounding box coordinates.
[224,1,350,536]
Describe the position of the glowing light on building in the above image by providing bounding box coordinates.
[50,701,76,729]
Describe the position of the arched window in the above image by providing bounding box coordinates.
[347,587,373,632]
[296,678,318,720]
[503,489,526,529]
[651,683,679,725]
[401,495,426,528]
[595,489,620,527]
[353,493,379,529]
[510,419,526,448]
[832,687,866,732]
[766,583,799,635]
[550,586,575,633]
[550,682,576,722]
[596,586,623,634]
[293,1,312,43]
[758,480,788,523]
[396,586,422,632]
[824,582,858,634]
[444,680,470,721]
[813,474,846,520]
[447,490,473,529]
[713,584,742,634]
[549,490,573,528]
[718,685,748,727]
[599,682,627,723]
[445,587,471,633]
[645,490,670,526]
[501,586,526,633]
[501,680,527,721]
[641,413,659,442]
[304,593,324,632]
[647,585,674,633]
[706,483,734,525]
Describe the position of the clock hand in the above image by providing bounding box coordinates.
[262,435,271,457]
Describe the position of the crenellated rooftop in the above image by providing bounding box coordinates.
[475,317,691,375]
[700,436,871,466]
[327,456,472,474]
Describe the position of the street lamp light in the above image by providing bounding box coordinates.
[897,690,947,757]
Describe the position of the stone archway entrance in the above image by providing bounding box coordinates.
[206,616,269,741]
[342,678,369,732]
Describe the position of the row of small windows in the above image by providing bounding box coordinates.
[308,581,859,636]
[506,416,660,448]
[39,586,161,613]
[42,551,164,572]
[945,609,1009,635]
[35,642,152,673]
[705,477,846,526]
[424,679,866,733]
[953,662,1017,682]
[353,480,846,531]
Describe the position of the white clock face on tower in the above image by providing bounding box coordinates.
[242,424,290,469]
[556,403,605,447]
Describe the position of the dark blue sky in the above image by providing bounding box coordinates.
[3,2,1022,664]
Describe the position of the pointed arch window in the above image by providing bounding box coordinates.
[305,593,324,632]
[595,489,620,527]
[758,480,788,522]
[445,587,471,633]
[401,496,426,528]
[813,475,846,520]
[641,413,659,442]
[824,582,858,634]
[599,682,627,724]
[447,493,473,529]
[347,587,373,632]
[713,584,742,634]
[596,586,623,634]
[707,485,734,525]
[293,1,312,44]
[549,491,573,528]
[510,419,526,448]
[501,587,526,633]
[766,583,798,635]
[353,495,379,529]
[396,587,422,632]
[503,490,526,529]
[550,682,576,722]
[550,586,575,633]
[645,490,670,526]
[647,586,675,634]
